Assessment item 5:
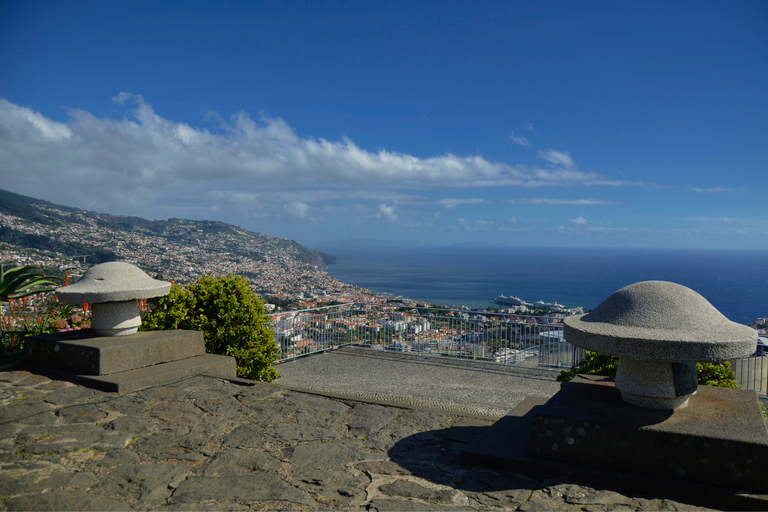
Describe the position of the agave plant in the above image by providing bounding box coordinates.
[1,265,64,354]
[1,265,63,303]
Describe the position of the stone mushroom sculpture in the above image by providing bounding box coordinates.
[56,262,171,337]
[563,281,757,410]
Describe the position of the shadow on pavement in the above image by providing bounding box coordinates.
[387,424,537,494]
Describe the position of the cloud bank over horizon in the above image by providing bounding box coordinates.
[1,94,609,222]
[0,94,761,248]
[1,94,606,191]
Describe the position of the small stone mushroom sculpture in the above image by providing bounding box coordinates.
[56,262,171,336]
[564,281,757,410]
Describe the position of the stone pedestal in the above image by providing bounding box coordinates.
[464,280,765,509]
[90,300,142,336]
[614,359,698,409]
[462,375,768,509]
[563,281,757,410]
[24,329,237,392]
[56,262,171,337]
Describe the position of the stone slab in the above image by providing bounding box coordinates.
[462,375,768,509]
[24,329,205,375]
[26,353,236,393]
[0,365,731,511]
[79,354,236,392]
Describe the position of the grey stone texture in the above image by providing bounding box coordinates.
[463,374,768,509]
[90,300,143,336]
[24,329,236,392]
[564,280,757,361]
[275,346,562,417]
[564,280,758,409]
[25,330,205,376]
[56,261,171,336]
[0,364,719,511]
[55,261,171,304]
[614,359,694,408]
[527,376,768,493]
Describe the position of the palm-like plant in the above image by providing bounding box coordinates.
[1,264,63,303]
[1,265,64,353]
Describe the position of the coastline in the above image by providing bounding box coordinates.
[323,246,768,325]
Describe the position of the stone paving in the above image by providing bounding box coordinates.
[274,348,563,418]
[0,365,718,511]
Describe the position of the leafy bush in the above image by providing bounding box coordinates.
[556,351,618,387]
[695,361,739,388]
[141,275,279,382]
[558,351,738,389]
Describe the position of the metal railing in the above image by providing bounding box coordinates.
[269,303,583,369]
[730,356,768,395]
[268,303,767,395]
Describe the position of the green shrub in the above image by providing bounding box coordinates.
[558,352,738,389]
[141,275,279,382]
[556,351,618,387]
[695,361,739,388]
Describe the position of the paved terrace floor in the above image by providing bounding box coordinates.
[275,347,563,418]
[0,348,717,511]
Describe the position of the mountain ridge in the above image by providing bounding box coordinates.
[0,188,336,291]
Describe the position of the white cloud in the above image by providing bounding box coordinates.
[687,216,745,224]
[0,95,639,235]
[538,148,575,169]
[378,203,398,222]
[526,122,535,133]
[0,100,73,142]
[510,131,530,146]
[456,218,494,232]
[570,216,587,225]
[593,179,661,188]
[284,201,310,222]
[437,198,486,208]
[692,186,745,193]
[0,95,605,196]
[503,198,617,205]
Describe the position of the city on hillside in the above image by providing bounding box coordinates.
[0,192,604,364]
[3,190,765,365]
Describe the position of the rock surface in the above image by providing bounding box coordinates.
[0,366,716,511]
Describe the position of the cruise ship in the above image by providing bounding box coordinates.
[494,294,530,306]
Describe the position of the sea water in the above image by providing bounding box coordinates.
[322,246,768,325]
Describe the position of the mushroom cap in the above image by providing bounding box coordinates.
[563,281,757,362]
[56,262,171,303]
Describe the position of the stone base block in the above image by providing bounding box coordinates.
[75,354,237,392]
[25,354,237,393]
[462,375,768,510]
[24,330,205,375]
[529,375,768,492]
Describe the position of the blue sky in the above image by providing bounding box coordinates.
[1,1,766,250]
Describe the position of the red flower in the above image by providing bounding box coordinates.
[83,302,89,312]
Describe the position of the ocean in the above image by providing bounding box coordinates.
[321,246,768,325]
